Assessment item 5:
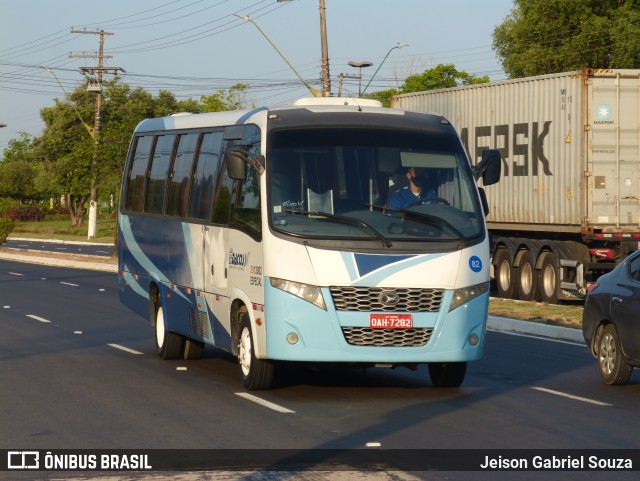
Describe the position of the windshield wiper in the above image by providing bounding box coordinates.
[367,204,469,247]
[284,209,393,248]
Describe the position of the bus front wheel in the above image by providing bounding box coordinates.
[238,313,275,390]
[428,362,466,388]
[154,298,183,360]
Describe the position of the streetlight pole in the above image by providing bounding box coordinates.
[361,43,409,96]
[234,13,319,97]
[318,0,331,96]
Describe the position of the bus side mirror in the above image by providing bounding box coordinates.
[226,147,248,180]
[473,149,501,186]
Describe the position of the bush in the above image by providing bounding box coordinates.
[1,205,45,222]
[0,197,20,216]
[0,218,14,243]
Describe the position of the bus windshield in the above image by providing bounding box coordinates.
[268,127,484,247]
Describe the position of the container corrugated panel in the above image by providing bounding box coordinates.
[588,70,640,231]
[392,69,640,232]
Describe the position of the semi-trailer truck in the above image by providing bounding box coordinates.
[391,68,640,303]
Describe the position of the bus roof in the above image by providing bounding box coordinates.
[131,98,452,136]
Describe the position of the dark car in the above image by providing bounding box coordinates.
[583,249,640,385]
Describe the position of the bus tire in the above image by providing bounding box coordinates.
[516,250,539,301]
[154,298,183,360]
[428,362,466,388]
[184,338,205,360]
[597,324,633,385]
[539,253,559,304]
[238,313,274,390]
[494,249,516,298]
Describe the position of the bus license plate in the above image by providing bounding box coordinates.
[370,314,413,329]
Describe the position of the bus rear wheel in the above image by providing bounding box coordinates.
[154,298,183,360]
[428,362,466,388]
[238,313,275,390]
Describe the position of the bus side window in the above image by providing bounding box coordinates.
[125,135,154,212]
[190,131,223,221]
[145,134,176,215]
[167,133,200,218]
[230,160,261,238]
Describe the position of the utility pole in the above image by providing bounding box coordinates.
[70,29,123,239]
[318,0,331,96]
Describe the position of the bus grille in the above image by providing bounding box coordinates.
[330,286,444,312]
[188,308,209,338]
[341,327,433,347]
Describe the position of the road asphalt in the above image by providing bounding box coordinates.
[0,237,585,345]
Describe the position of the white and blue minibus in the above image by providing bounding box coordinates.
[118,97,501,389]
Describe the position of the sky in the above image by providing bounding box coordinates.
[0,0,514,156]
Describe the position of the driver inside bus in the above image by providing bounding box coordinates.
[387,166,437,211]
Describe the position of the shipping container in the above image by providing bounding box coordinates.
[392,69,640,302]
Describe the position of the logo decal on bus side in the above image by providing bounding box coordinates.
[228,249,250,269]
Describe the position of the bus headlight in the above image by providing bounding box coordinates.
[270,277,327,310]
[449,282,489,312]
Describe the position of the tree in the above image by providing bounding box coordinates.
[0,133,37,201]
[401,64,489,92]
[2,79,253,225]
[366,64,489,106]
[200,83,250,112]
[37,84,96,226]
[493,0,640,78]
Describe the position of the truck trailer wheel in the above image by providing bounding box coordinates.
[494,249,516,298]
[540,253,559,304]
[516,250,539,301]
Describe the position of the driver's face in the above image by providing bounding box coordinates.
[407,167,426,182]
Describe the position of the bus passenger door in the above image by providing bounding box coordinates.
[203,223,231,350]
[203,158,236,351]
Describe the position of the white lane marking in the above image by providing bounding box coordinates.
[107,343,144,355]
[235,392,296,414]
[8,272,24,276]
[60,282,79,287]
[26,314,51,323]
[531,386,612,406]
[488,329,583,346]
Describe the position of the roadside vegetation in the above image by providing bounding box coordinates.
[489,297,583,329]
[10,216,116,244]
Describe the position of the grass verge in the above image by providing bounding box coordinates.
[11,217,116,244]
[489,297,583,329]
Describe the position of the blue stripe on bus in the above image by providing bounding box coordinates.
[353,253,415,277]
[352,253,446,286]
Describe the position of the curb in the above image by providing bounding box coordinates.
[488,315,584,344]
[8,236,114,247]
[0,251,117,273]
